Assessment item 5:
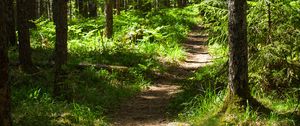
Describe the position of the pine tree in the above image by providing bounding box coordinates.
[0,0,12,125]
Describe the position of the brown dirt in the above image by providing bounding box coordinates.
[110,25,212,126]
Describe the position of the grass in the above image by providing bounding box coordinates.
[10,4,201,125]
[169,42,299,126]
[168,1,299,125]
[10,2,300,125]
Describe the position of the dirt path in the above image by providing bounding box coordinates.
[111,25,212,126]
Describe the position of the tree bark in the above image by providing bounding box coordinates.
[182,0,187,7]
[267,1,272,44]
[26,0,39,28]
[164,0,170,7]
[7,0,17,46]
[16,0,36,73]
[228,0,250,100]
[116,0,121,15]
[177,0,182,8]
[0,0,12,125]
[105,0,113,38]
[28,0,38,20]
[78,0,86,17]
[53,0,68,98]
[223,0,271,114]
[88,0,97,17]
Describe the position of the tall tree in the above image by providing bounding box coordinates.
[28,0,38,20]
[223,0,270,113]
[177,0,183,8]
[164,0,170,7]
[228,0,250,102]
[16,0,37,73]
[53,0,68,98]
[105,0,113,38]
[0,0,12,125]
[115,0,121,15]
[267,0,272,44]
[182,0,187,7]
[88,0,98,17]
[7,0,17,46]
[77,0,87,17]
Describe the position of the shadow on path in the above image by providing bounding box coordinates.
[110,25,212,126]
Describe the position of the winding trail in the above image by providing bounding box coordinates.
[111,25,212,126]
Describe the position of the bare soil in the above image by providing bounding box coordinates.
[111,25,212,126]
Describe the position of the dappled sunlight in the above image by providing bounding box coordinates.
[4,0,298,125]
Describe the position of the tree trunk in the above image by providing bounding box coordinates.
[164,0,170,8]
[16,0,37,73]
[123,0,127,10]
[81,0,88,17]
[105,0,113,38]
[37,0,41,17]
[223,0,271,114]
[182,0,187,7]
[137,0,143,10]
[116,0,120,15]
[53,0,68,98]
[40,0,47,17]
[78,0,86,17]
[7,0,17,46]
[228,0,250,101]
[28,0,38,20]
[0,0,12,125]
[267,1,272,44]
[88,0,97,17]
[177,0,182,8]
[47,0,51,19]
[69,0,72,19]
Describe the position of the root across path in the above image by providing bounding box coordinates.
[110,25,212,126]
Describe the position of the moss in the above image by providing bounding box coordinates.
[221,88,272,115]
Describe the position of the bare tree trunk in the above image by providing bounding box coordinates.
[37,0,41,17]
[116,0,120,15]
[82,0,88,17]
[105,0,113,38]
[53,0,68,98]
[228,0,251,99]
[182,0,187,7]
[164,0,170,7]
[69,0,72,19]
[28,0,38,20]
[0,0,12,125]
[123,0,127,11]
[7,0,17,46]
[267,1,272,44]
[78,0,87,17]
[47,0,51,19]
[88,0,97,17]
[16,0,37,73]
[222,0,271,114]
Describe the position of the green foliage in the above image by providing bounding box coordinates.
[170,1,300,125]
[197,0,300,95]
[11,3,203,125]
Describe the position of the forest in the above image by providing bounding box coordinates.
[0,0,299,125]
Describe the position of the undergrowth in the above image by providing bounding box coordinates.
[170,1,300,125]
[10,5,201,126]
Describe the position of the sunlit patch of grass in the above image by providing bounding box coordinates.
[176,90,225,125]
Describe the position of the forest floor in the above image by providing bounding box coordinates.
[110,25,212,126]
